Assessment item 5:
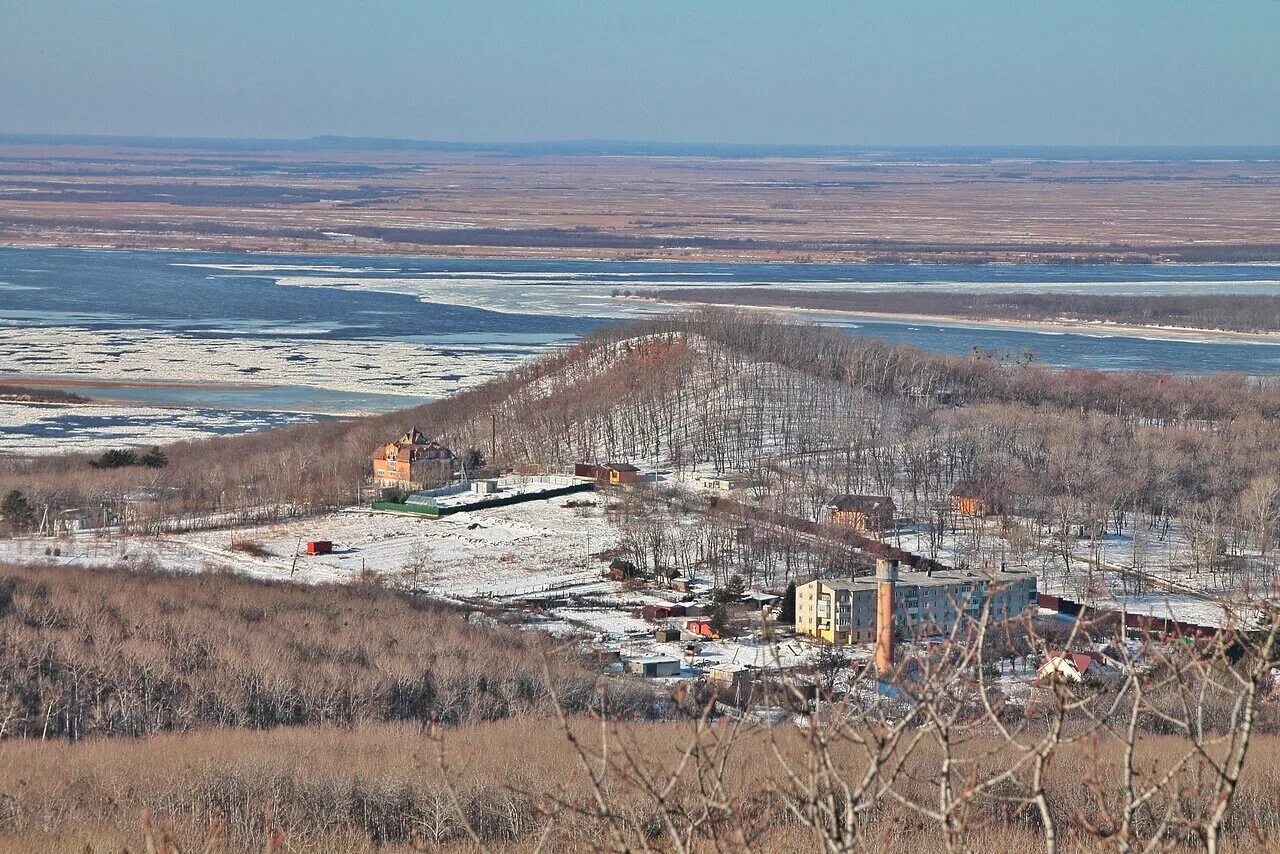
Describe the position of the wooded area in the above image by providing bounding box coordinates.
[4,312,1278,595]
[0,563,647,741]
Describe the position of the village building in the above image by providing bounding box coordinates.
[372,428,455,492]
[1037,651,1110,683]
[625,656,682,678]
[695,473,754,492]
[605,558,639,581]
[575,462,641,486]
[950,479,1006,517]
[795,565,1037,646]
[52,507,92,534]
[642,603,686,621]
[824,494,896,533]
[707,661,752,687]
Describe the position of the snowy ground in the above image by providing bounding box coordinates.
[0,491,838,679]
[0,496,688,624]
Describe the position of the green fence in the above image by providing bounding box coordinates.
[370,481,594,518]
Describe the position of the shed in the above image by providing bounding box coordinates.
[606,558,639,581]
[743,592,780,608]
[626,656,682,678]
[642,603,686,621]
[950,479,1007,517]
[708,662,751,685]
[576,462,641,486]
[686,618,719,640]
[603,463,640,485]
[655,628,682,643]
[305,540,333,555]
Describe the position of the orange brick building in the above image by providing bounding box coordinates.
[372,428,455,492]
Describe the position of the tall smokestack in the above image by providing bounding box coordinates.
[875,558,899,673]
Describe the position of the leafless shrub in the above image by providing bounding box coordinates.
[229,540,274,557]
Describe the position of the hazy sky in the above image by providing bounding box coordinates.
[3,0,1278,145]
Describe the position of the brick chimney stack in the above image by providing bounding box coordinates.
[875,558,899,673]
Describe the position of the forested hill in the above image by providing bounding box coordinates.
[2,310,1279,541]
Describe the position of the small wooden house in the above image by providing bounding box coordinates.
[642,603,686,621]
[825,494,895,533]
[606,558,639,581]
[950,479,1006,517]
[575,462,641,486]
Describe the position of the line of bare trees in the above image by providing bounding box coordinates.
[0,562,654,741]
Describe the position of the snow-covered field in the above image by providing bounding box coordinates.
[1,497,609,592]
[0,491,841,675]
[0,495,687,618]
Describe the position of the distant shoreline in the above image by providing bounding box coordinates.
[4,237,1279,266]
[647,299,1280,346]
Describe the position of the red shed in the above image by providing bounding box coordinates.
[305,540,333,555]
[686,619,719,639]
[642,603,686,621]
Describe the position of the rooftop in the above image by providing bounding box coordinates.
[827,494,894,512]
[807,566,1035,591]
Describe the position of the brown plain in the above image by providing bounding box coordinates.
[1,142,1278,262]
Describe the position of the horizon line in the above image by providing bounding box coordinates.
[1,133,1279,159]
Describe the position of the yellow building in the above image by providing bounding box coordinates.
[795,566,1037,646]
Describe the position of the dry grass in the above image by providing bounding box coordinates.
[2,144,1278,264]
[1,720,1278,852]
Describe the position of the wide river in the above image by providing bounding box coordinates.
[3,247,1279,452]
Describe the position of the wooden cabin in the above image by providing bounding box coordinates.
[825,494,895,533]
[575,462,641,486]
[950,479,1006,517]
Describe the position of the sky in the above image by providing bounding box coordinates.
[2,0,1278,146]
